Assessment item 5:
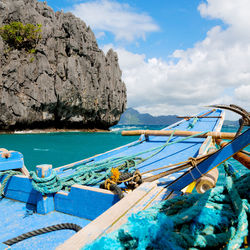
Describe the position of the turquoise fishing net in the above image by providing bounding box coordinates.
[84,169,249,250]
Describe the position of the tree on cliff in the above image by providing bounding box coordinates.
[0,21,42,52]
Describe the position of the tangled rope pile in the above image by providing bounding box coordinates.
[99,169,143,199]
[29,157,141,195]
[28,131,209,195]
[85,165,249,250]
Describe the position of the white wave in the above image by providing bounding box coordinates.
[33,148,49,152]
[14,130,34,134]
[110,125,142,132]
[110,127,122,132]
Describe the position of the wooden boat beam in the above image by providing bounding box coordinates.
[122,130,236,140]
[177,116,222,119]
[216,139,250,169]
[167,128,250,191]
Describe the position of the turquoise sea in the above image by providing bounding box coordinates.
[0,125,249,186]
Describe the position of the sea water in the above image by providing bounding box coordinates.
[0,125,248,184]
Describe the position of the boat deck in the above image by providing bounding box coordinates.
[0,198,90,249]
[58,110,223,186]
[0,109,225,249]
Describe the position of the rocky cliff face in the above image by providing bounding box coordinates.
[0,0,126,131]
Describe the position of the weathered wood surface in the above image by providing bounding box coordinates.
[216,139,250,169]
[168,129,250,191]
[104,185,164,234]
[122,130,236,140]
[57,182,158,250]
[177,116,222,119]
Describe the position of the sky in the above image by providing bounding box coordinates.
[41,0,250,120]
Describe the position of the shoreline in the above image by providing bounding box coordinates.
[0,128,110,134]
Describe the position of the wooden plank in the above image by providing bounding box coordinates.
[216,139,250,169]
[54,184,119,220]
[146,188,172,207]
[2,175,38,204]
[192,125,221,194]
[197,110,224,156]
[57,182,157,250]
[177,116,222,119]
[167,129,250,191]
[104,185,163,234]
[188,133,217,194]
[177,109,215,121]
[0,151,24,171]
[122,130,236,140]
[20,165,30,177]
[215,111,225,132]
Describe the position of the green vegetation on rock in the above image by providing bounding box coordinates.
[0,21,42,52]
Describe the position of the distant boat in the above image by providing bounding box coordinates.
[0,108,249,249]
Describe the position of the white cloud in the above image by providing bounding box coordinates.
[70,0,159,42]
[198,0,250,31]
[235,85,250,102]
[96,31,105,39]
[103,0,250,120]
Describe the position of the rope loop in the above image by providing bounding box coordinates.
[188,157,197,167]
[0,170,22,197]
[30,170,62,194]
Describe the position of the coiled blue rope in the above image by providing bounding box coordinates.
[29,130,209,194]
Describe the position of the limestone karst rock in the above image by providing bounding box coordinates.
[0,0,126,131]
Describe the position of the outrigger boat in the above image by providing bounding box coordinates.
[0,106,249,249]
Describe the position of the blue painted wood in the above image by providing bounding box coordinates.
[0,175,38,204]
[0,109,227,249]
[0,198,90,250]
[36,164,52,178]
[0,151,24,171]
[0,242,8,249]
[55,185,119,220]
[168,129,250,191]
[52,109,224,187]
[36,164,55,214]
[36,193,55,214]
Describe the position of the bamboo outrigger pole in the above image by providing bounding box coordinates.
[121,130,236,140]
[216,139,250,169]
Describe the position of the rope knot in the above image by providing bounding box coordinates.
[125,170,143,189]
[189,157,197,167]
[100,178,124,199]
[104,178,116,190]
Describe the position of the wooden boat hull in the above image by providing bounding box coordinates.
[0,109,231,249]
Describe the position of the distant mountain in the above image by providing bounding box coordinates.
[119,108,239,126]
[223,120,239,127]
[118,108,179,125]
